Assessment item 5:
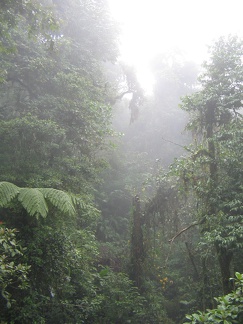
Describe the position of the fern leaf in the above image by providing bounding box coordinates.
[0,182,19,207]
[18,188,48,218]
[39,188,76,216]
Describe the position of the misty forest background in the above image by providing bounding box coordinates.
[0,1,243,323]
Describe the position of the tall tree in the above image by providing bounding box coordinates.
[0,1,122,322]
[178,36,243,294]
[0,0,118,193]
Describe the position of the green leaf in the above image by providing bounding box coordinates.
[39,188,76,216]
[0,182,19,207]
[235,272,243,280]
[18,188,48,218]
[99,268,109,277]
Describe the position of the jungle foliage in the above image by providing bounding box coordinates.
[0,1,243,323]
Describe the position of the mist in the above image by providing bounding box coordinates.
[1,1,243,323]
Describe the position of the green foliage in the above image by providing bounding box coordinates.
[140,36,243,323]
[0,0,58,68]
[181,36,243,135]
[76,266,171,323]
[171,116,243,253]
[0,0,118,193]
[171,36,243,296]
[18,188,49,218]
[0,182,19,206]
[39,188,76,217]
[84,268,146,323]
[1,225,99,323]
[185,272,243,323]
[0,227,30,309]
[0,0,132,323]
[0,181,76,218]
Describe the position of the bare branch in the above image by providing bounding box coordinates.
[168,221,199,243]
[165,220,202,268]
[161,137,193,152]
[115,90,132,100]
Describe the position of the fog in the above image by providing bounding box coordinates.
[108,0,243,91]
[103,0,243,186]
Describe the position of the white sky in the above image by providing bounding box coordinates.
[108,0,243,91]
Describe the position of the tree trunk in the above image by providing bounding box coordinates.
[130,195,144,290]
[216,245,233,294]
[206,100,233,295]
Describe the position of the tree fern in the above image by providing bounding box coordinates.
[0,182,19,207]
[18,188,48,218]
[39,188,76,217]
[0,182,76,219]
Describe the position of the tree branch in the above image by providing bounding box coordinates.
[161,137,193,152]
[168,221,199,243]
[165,220,201,268]
[115,90,132,100]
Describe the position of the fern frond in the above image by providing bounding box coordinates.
[0,182,19,207]
[18,188,48,218]
[0,182,76,219]
[39,188,76,217]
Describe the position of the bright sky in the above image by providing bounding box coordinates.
[108,0,243,92]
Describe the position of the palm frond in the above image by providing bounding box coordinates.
[0,182,19,207]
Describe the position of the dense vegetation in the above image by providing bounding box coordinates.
[0,1,243,323]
